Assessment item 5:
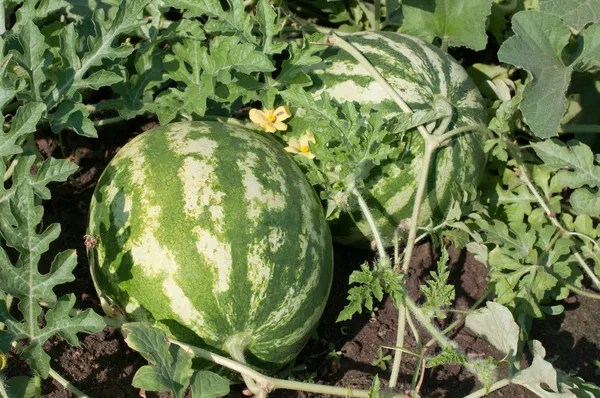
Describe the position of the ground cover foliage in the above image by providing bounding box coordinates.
[1,0,600,397]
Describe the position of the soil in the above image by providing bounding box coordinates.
[4,116,600,398]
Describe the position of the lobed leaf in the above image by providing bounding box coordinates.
[400,0,494,50]
[531,139,600,215]
[576,23,600,74]
[465,302,519,360]
[540,0,600,30]
[498,11,573,138]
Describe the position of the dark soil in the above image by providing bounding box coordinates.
[4,116,600,398]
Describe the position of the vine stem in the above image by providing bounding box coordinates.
[463,378,511,398]
[170,339,408,398]
[389,140,434,389]
[0,378,8,398]
[353,188,388,263]
[558,124,600,133]
[373,0,381,31]
[423,288,491,351]
[224,334,264,397]
[49,368,89,398]
[34,375,41,398]
[516,164,600,291]
[566,283,600,300]
[93,116,124,127]
[0,4,5,36]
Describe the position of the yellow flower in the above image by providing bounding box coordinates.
[249,106,291,133]
[285,133,316,159]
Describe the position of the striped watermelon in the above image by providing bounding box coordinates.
[301,31,488,247]
[87,121,333,370]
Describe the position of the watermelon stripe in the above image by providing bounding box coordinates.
[89,121,333,369]
[297,31,488,246]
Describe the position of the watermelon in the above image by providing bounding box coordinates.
[87,121,333,370]
[303,31,488,247]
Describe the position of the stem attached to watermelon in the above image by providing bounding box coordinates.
[224,333,265,397]
[173,338,409,398]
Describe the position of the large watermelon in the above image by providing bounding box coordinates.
[87,121,333,370]
[301,31,488,247]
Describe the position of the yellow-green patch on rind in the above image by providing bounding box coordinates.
[88,121,333,370]
[305,31,488,247]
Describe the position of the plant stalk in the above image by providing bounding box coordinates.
[566,283,600,300]
[94,116,124,127]
[0,4,5,36]
[424,288,490,351]
[389,140,435,388]
[558,124,600,133]
[34,375,41,398]
[463,378,511,398]
[49,368,89,398]
[354,188,388,264]
[373,0,381,31]
[171,339,408,398]
[0,377,8,398]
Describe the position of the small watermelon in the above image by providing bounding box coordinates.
[88,121,333,370]
[302,31,488,247]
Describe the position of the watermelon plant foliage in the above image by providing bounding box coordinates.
[1,0,599,397]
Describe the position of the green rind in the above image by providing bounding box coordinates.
[305,31,488,247]
[88,121,333,370]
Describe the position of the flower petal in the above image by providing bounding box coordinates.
[284,146,299,154]
[274,105,291,121]
[273,121,288,131]
[263,123,278,133]
[300,151,316,159]
[249,108,269,127]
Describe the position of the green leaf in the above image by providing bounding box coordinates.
[277,33,327,87]
[165,0,256,44]
[426,346,468,368]
[0,161,102,377]
[190,371,230,398]
[17,156,78,200]
[12,0,70,31]
[421,247,455,319]
[255,0,287,55]
[47,100,97,138]
[337,262,404,322]
[0,102,44,157]
[4,376,35,398]
[400,0,494,50]
[123,323,193,398]
[576,22,600,73]
[0,294,104,378]
[45,0,152,109]
[498,11,573,138]
[465,302,519,359]
[98,51,166,120]
[531,139,600,215]
[10,20,50,102]
[368,374,381,398]
[163,35,274,117]
[72,70,123,90]
[540,0,600,30]
[513,341,563,396]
